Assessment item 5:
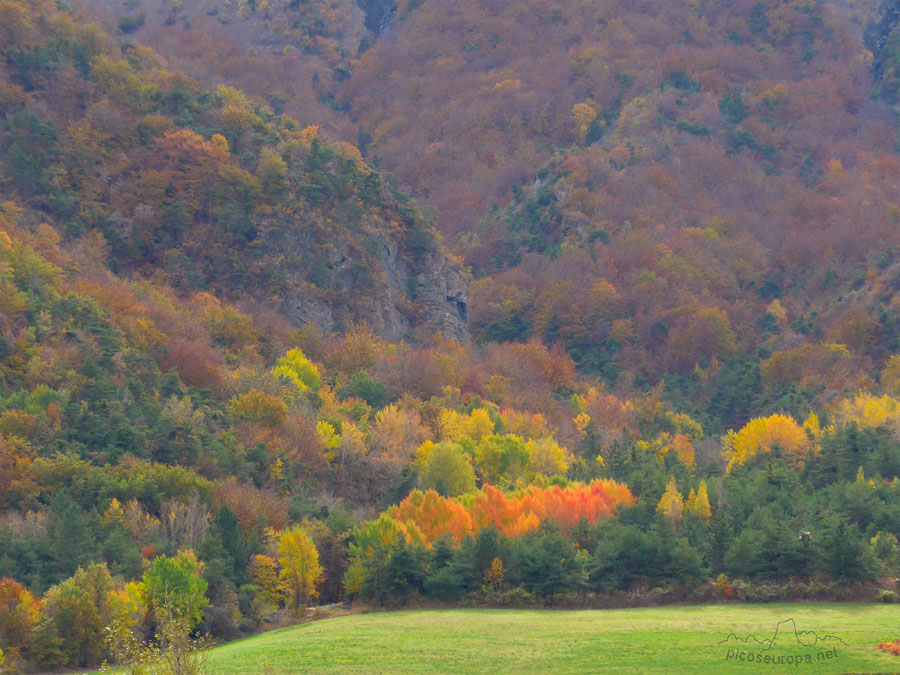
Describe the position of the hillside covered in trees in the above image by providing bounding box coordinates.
[3,0,900,672]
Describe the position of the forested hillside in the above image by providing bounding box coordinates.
[3,0,900,672]
[344,0,900,423]
[72,0,373,128]
[2,0,469,341]
[77,0,900,428]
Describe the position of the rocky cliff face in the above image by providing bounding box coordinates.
[274,227,468,342]
[417,253,469,342]
[71,0,468,342]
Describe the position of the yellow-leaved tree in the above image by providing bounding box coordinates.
[881,356,900,396]
[372,404,430,468]
[525,437,571,476]
[834,393,900,432]
[249,554,283,606]
[226,389,288,427]
[722,413,811,472]
[271,348,321,395]
[656,477,683,524]
[278,527,322,611]
[484,557,505,587]
[572,102,598,142]
[684,480,711,522]
[635,432,696,470]
[439,407,495,442]
[414,440,476,497]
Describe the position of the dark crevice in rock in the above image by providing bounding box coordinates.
[447,294,468,323]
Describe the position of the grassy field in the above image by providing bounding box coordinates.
[201,604,900,674]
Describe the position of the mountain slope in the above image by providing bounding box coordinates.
[1,0,467,340]
[335,0,900,428]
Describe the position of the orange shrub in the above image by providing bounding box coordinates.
[878,639,900,656]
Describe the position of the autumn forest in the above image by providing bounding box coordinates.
[2,0,900,671]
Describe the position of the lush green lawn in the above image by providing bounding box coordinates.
[202,604,900,674]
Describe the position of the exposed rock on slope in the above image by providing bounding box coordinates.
[278,235,468,341]
[1,0,467,342]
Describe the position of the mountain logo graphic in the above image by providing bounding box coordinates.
[718,618,847,651]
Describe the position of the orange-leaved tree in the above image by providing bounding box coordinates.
[392,489,473,546]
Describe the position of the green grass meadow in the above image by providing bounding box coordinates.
[201,604,900,674]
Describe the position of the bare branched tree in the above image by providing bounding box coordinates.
[159,495,210,552]
[104,592,210,675]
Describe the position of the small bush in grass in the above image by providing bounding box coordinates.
[878,639,900,655]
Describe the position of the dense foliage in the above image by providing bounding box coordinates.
[2,0,900,671]
[0,0,458,341]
